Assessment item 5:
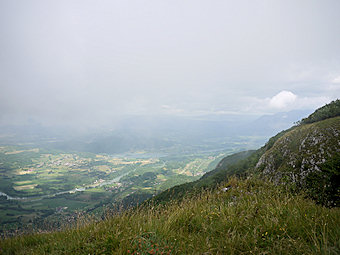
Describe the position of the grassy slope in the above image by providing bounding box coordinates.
[152,116,340,206]
[150,129,290,204]
[1,177,339,254]
[150,150,260,204]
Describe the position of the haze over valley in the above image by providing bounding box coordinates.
[0,1,340,253]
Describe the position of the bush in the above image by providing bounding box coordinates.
[300,99,340,124]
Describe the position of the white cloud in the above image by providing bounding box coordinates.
[160,104,185,115]
[242,91,332,115]
[332,76,340,83]
[269,91,297,109]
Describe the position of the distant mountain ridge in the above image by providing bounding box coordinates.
[243,109,312,136]
[0,110,312,154]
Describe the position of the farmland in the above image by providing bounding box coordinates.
[0,145,228,234]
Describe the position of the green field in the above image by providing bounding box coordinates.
[0,145,229,234]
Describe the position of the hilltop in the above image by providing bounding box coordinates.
[1,100,340,254]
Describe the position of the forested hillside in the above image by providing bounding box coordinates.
[300,99,340,124]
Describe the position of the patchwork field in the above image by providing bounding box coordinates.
[0,145,228,234]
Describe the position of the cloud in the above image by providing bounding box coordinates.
[0,1,340,128]
[160,105,185,115]
[269,91,297,109]
[332,76,340,83]
[242,90,332,115]
[295,96,330,110]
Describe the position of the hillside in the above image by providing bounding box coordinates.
[299,99,340,124]
[152,101,340,207]
[1,101,340,254]
[1,177,339,254]
[150,132,284,204]
[256,116,340,206]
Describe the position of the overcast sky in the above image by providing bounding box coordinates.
[1,0,340,127]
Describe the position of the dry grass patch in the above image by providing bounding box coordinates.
[13,184,38,191]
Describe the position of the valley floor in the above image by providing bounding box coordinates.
[1,177,339,254]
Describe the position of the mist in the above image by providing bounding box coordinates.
[1,0,340,130]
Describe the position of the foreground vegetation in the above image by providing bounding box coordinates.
[1,177,339,254]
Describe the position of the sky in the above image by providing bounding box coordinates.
[0,0,340,128]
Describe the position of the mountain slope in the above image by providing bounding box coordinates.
[151,127,294,204]
[1,177,339,254]
[256,116,340,206]
[152,101,340,206]
[300,99,340,124]
[151,150,259,203]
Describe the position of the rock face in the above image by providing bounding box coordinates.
[255,116,340,187]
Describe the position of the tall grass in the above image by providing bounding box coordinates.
[1,177,339,254]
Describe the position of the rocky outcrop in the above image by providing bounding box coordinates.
[255,117,340,186]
